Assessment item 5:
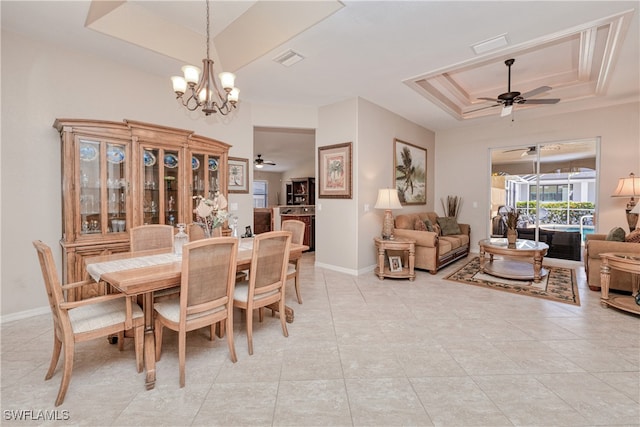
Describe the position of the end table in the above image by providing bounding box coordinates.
[374,236,416,281]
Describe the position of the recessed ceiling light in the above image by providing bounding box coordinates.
[471,34,509,55]
[273,49,305,67]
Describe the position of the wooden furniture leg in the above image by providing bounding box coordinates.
[600,258,611,307]
[143,292,156,390]
[533,254,543,283]
[265,302,294,323]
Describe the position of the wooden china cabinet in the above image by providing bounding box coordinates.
[54,119,230,300]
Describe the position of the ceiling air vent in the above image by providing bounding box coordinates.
[273,49,305,67]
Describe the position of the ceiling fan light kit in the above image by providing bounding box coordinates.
[170,0,239,116]
[254,154,276,168]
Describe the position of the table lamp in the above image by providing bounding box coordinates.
[374,188,402,239]
[612,172,640,231]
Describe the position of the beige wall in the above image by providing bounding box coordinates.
[356,99,435,270]
[435,102,640,252]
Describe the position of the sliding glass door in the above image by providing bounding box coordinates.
[490,138,599,260]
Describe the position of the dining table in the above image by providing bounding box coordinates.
[84,237,308,390]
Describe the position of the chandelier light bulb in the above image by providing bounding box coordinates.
[181,65,200,85]
[228,88,239,104]
[171,76,187,95]
[218,72,236,91]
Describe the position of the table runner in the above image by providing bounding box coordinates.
[86,253,180,282]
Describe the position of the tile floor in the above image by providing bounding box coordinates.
[2,254,639,426]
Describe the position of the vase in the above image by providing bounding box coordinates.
[506,228,518,245]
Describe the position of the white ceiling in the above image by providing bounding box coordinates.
[2,1,639,170]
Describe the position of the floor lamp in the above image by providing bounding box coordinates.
[375,189,402,239]
[612,172,640,231]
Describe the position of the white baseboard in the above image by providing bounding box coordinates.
[1,306,49,324]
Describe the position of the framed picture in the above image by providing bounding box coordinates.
[228,157,249,193]
[318,142,353,199]
[388,255,403,272]
[394,139,427,205]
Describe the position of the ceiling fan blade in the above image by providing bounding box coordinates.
[522,98,560,104]
[265,160,276,165]
[520,86,552,99]
[467,103,500,113]
[477,97,498,102]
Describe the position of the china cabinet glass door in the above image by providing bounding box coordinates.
[142,147,180,225]
[77,137,128,236]
[189,151,221,223]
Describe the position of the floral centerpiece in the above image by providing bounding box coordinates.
[504,208,520,244]
[193,192,229,237]
[505,209,520,230]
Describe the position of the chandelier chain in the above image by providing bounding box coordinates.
[205,0,210,61]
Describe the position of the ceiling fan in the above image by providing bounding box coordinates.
[504,146,538,157]
[254,154,276,168]
[503,144,561,157]
[470,58,561,117]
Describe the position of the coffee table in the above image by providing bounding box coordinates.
[478,238,549,283]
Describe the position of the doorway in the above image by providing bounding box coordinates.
[489,138,599,260]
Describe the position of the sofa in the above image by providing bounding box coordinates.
[584,233,640,292]
[393,212,470,274]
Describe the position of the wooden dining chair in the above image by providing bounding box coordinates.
[233,230,292,355]
[130,224,178,300]
[153,237,239,387]
[281,219,306,304]
[129,224,174,252]
[32,240,144,406]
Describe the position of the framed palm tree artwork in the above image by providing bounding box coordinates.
[394,139,426,205]
[318,142,352,199]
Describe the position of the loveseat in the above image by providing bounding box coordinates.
[393,212,470,274]
[584,233,640,292]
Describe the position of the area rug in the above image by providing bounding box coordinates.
[445,257,580,306]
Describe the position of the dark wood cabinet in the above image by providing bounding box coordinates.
[287,177,315,205]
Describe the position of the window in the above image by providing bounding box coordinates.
[530,184,573,202]
[253,180,268,208]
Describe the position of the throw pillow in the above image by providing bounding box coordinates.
[423,219,434,232]
[437,217,462,236]
[606,227,626,242]
[625,229,640,243]
[414,218,428,231]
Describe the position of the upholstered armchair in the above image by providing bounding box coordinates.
[584,233,640,292]
[393,212,470,274]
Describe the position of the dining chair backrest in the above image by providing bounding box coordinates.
[181,237,238,317]
[187,223,222,241]
[281,220,305,245]
[33,240,68,340]
[250,231,292,297]
[130,225,174,252]
[187,223,206,241]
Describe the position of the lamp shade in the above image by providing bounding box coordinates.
[612,173,640,197]
[374,189,402,210]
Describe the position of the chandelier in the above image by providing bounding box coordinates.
[170,0,239,116]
